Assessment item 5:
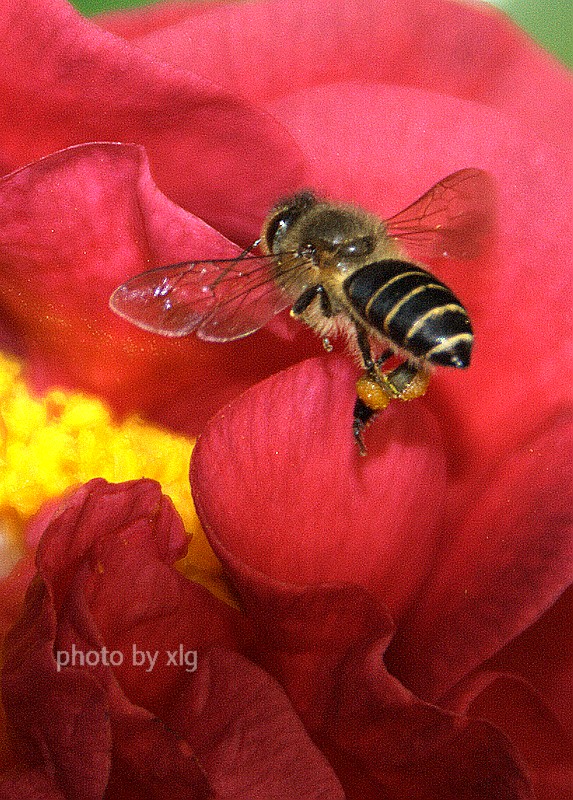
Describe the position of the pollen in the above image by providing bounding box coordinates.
[355,374,391,411]
[0,352,230,603]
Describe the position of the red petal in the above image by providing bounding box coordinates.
[1,479,251,795]
[0,143,306,431]
[0,0,304,242]
[126,0,571,149]
[442,670,572,800]
[2,577,112,799]
[0,769,67,799]
[192,356,447,617]
[387,414,573,700]
[484,585,573,734]
[210,579,533,799]
[166,647,345,798]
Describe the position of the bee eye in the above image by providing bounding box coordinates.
[339,235,375,259]
[266,192,316,251]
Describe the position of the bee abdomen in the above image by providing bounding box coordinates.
[343,260,473,368]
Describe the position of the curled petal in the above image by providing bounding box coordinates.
[1,479,251,795]
[0,0,305,241]
[192,355,447,616]
[0,142,305,430]
[199,579,533,799]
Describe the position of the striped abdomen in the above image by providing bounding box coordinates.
[343,260,473,368]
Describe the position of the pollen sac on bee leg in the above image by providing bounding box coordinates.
[383,362,431,402]
[355,362,430,413]
[353,363,431,455]
[355,373,392,412]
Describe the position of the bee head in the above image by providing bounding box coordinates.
[264,192,317,253]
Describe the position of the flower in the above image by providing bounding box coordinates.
[1,0,571,438]
[189,356,572,798]
[1,478,346,798]
[0,0,571,797]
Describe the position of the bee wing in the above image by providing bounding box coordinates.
[385,168,495,261]
[110,253,298,342]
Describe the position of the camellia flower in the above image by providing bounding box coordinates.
[0,0,571,797]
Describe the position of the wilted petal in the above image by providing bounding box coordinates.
[191,356,447,617]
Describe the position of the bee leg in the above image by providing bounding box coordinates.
[291,284,332,317]
[355,325,375,372]
[353,397,377,457]
[384,362,431,401]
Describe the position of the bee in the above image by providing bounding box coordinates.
[110,168,493,454]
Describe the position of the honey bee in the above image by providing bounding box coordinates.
[110,168,493,454]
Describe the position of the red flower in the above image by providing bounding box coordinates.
[0,0,571,797]
[1,479,345,798]
[189,357,572,799]
[1,0,571,437]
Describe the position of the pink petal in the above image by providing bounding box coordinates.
[0,142,307,431]
[0,0,304,243]
[191,356,447,617]
[127,0,571,149]
[386,414,573,700]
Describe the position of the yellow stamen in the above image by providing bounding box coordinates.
[0,352,233,605]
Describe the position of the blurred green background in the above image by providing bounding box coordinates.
[70,0,572,68]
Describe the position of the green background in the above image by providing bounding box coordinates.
[70,0,572,68]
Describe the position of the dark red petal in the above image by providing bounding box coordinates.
[0,0,304,242]
[0,769,67,799]
[105,701,211,799]
[484,585,573,734]
[34,478,249,713]
[191,356,447,617]
[0,554,36,645]
[210,580,532,799]
[2,578,112,799]
[1,479,252,795]
[387,413,573,700]
[166,647,345,798]
[0,143,305,431]
[442,671,572,800]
